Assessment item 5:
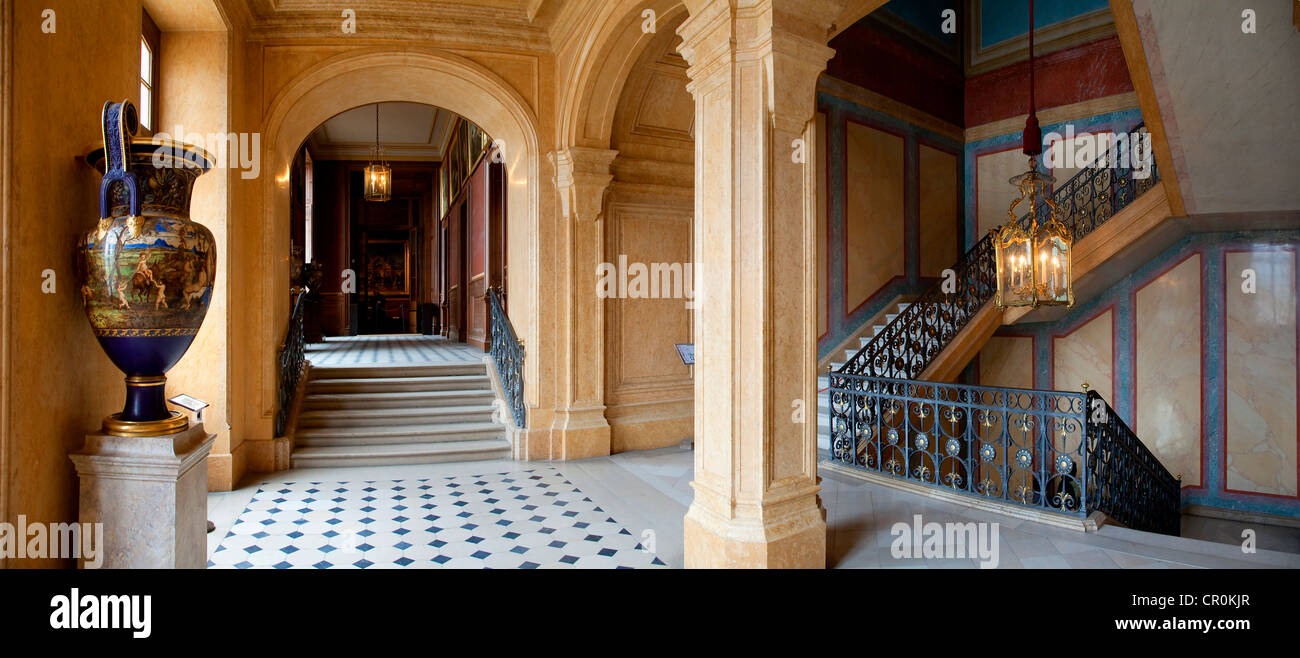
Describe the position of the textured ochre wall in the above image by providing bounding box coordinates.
[917,143,958,277]
[158,29,231,489]
[6,0,142,567]
[978,335,1034,389]
[844,121,904,314]
[603,16,694,453]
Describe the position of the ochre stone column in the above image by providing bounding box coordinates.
[546,148,619,460]
[677,0,837,568]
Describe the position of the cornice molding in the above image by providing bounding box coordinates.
[965,2,1116,77]
[238,0,553,48]
[963,91,1138,143]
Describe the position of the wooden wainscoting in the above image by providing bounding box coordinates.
[467,274,488,350]
[318,292,350,336]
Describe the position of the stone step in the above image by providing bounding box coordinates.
[294,421,505,448]
[307,374,491,394]
[302,389,497,411]
[296,404,496,428]
[308,363,486,380]
[290,438,512,469]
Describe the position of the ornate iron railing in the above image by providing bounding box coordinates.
[828,375,1181,534]
[1051,123,1159,245]
[1084,391,1181,536]
[838,122,1157,379]
[828,374,1089,516]
[488,287,526,428]
[274,292,306,437]
[839,231,998,379]
[828,122,1180,534]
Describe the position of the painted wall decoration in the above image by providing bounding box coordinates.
[816,87,962,362]
[976,230,1300,517]
[826,11,963,127]
[965,34,1133,127]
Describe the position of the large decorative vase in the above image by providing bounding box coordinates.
[77,100,216,436]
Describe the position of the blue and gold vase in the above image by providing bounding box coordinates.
[77,100,216,436]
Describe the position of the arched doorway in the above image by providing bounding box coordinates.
[233,49,542,472]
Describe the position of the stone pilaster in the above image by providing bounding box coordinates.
[677,0,839,568]
[546,147,619,460]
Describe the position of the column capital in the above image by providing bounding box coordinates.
[549,147,618,222]
[677,0,840,133]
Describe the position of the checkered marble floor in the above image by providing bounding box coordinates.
[209,467,667,569]
[305,334,483,366]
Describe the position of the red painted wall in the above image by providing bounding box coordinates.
[826,18,964,127]
[964,35,1133,127]
[468,162,488,279]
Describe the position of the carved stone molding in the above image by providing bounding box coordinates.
[550,147,618,223]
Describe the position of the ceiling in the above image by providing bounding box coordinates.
[306,102,458,162]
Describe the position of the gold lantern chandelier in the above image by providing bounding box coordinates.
[994,0,1073,310]
[363,103,391,202]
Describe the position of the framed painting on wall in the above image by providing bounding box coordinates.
[365,238,410,296]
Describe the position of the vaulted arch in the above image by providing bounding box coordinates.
[235,48,543,465]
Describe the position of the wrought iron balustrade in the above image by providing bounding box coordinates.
[1084,391,1181,536]
[488,287,526,428]
[840,230,998,379]
[1047,123,1159,245]
[838,121,1158,379]
[827,122,1180,535]
[828,374,1089,516]
[275,291,306,437]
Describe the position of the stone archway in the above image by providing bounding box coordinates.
[557,0,690,151]
[232,48,543,472]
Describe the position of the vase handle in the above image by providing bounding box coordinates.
[98,100,141,219]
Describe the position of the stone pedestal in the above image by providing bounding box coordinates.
[69,424,215,569]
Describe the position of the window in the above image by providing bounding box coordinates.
[140,9,160,133]
[139,39,153,131]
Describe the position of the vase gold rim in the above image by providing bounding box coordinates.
[125,375,167,387]
[85,138,216,171]
[102,411,188,437]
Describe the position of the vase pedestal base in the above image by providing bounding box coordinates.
[69,423,214,569]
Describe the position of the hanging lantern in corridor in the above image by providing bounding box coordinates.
[364,103,391,202]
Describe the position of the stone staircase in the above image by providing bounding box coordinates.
[291,362,511,468]
[817,301,911,450]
